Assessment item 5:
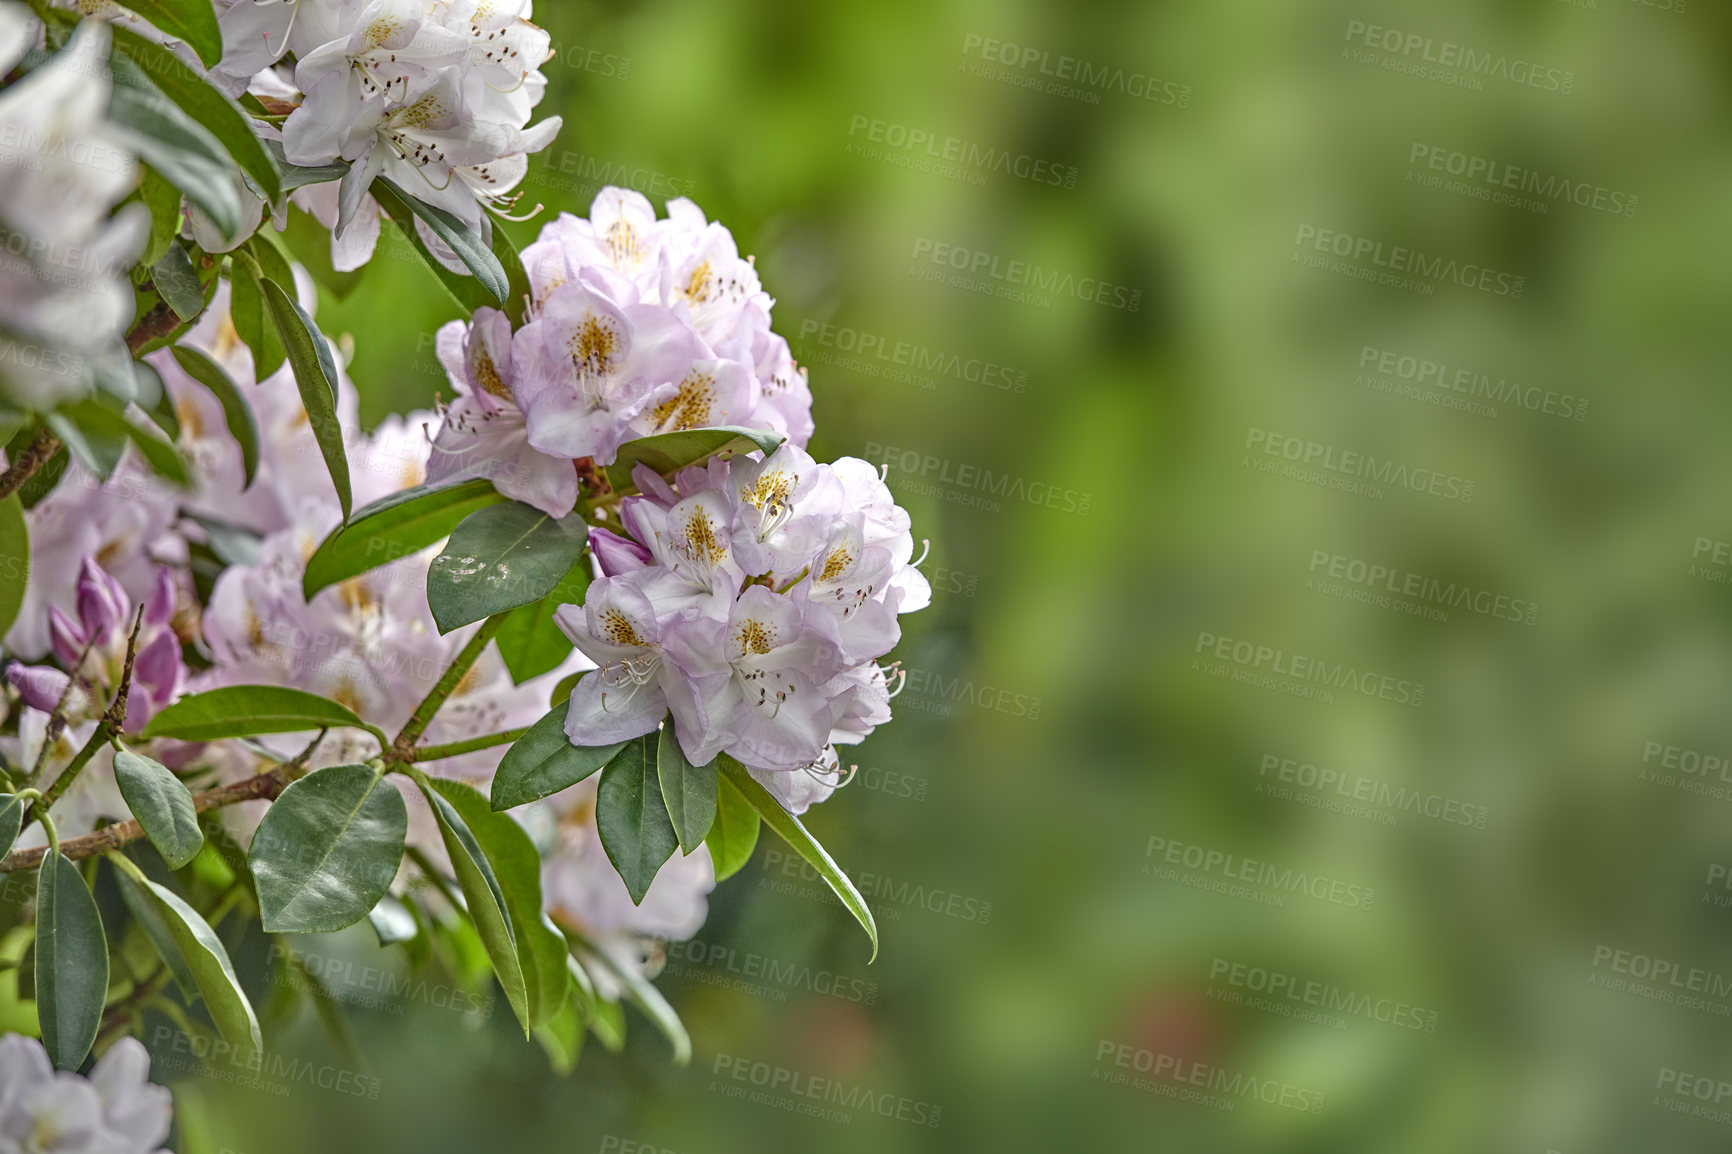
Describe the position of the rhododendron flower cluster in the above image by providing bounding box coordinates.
[0,1034,171,1154]
[427,189,814,516]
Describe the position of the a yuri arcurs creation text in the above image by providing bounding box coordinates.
[0,0,926,1141]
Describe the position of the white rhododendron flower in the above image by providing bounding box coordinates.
[0,1034,172,1154]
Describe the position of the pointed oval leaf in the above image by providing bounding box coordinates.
[302,478,506,600]
[704,772,760,882]
[595,733,677,905]
[604,427,785,495]
[248,763,407,933]
[414,769,526,1029]
[113,867,197,999]
[0,793,24,859]
[719,756,878,962]
[150,240,204,321]
[372,176,508,303]
[113,746,203,868]
[491,702,624,811]
[35,852,109,1069]
[427,778,570,1030]
[260,277,351,519]
[0,494,27,639]
[426,500,588,633]
[657,725,716,855]
[107,52,242,238]
[114,0,221,67]
[110,853,261,1053]
[171,345,259,489]
[141,685,379,744]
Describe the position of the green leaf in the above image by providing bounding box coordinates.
[704,771,760,882]
[260,276,352,519]
[0,793,24,859]
[426,501,587,633]
[171,345,259,488]
[494,556,590,684]
[248,763,407,933]
[113,746,203,868]
[720,756,878,961]
[110,24,280,200]
[107,52,241,239]
[491,702,624,811]
[490,223,532,328]
[133,359,179,441]
[227,253,283,379]
[595,733,677,904]
[113,865,198,1000]
[114,0,222,70]
[571,933,690,1065]
[151,240,205,322]
[588,994,625,1052]
[142,685,382,745]
[426,778,570,1031]
[657,725,716,855]
[302,478,506,601]
[414,770,527,1030]
[47,399,190,486]
[0,494,27,640]
[35,852,108,1069]
[533,986,585,1074]
[372,176,509,304]
[136,166,182,268]
[604,427,786,495]
[109,853,262,1053]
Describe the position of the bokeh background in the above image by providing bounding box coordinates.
[170,0,1732,1150]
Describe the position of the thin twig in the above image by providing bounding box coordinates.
[0,427,60,502]
[389,615,504,761]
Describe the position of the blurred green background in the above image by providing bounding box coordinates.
[177,0,1732,1150]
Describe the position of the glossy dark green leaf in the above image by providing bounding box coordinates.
[302,478,506,600]
[35,852,108,1069]
[260,276,351,518]
[107,51,241,238]
[604,426,786,495]
[657,726,716,855]
[151,241,204,321]
[704,771,760,882]
[142,685,380,744]
[414,770,526,1029]
[0,495,27,640]
[110,853,261,1052]
[491,703,624,811]
[495,557,591,685]
[113,746,203,869]
[427,778,569,1031]
[720,756,878,961]
[596,734,677,904]
[248,763,407,933]
[227,253,282,379]
[136,166,181,267]
[113,867,197,999]
[372,176,508,303]
[171,345,259,488]
[0,792,23,859]
[111,24,280,199]
[426,501,587,633]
